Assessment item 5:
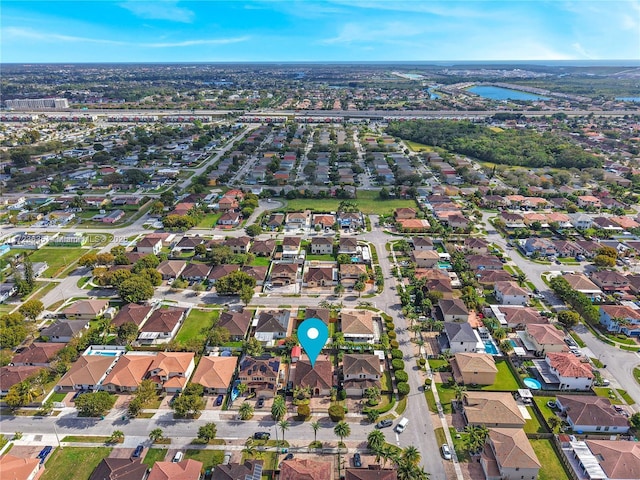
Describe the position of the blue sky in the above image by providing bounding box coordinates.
[2,1,639,62]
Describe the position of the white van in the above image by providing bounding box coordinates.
[395,417,409,433]
[172,451,183,463]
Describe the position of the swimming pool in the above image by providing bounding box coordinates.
[87,351,118,356]
[484,341,498,355]
[438,262,452,270]
[509,339,517,347]
[523,377,541,390]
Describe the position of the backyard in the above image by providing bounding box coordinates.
[184,449,225,471]
[175,309,220,345]
[196,213,222,228]
[530,439,571,480]
[42,447,112,480]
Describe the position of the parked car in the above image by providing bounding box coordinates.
[256,397,265,408]
[253,432,270,440]
[215,394,224,406]
[172,451,183,463]
[376,419,393,429]
[132,445,144,458]
[441,444,452,460]
[353,453,362,467]
[284,453,294,461]
[547,400,557,409]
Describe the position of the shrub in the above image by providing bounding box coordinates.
[395,370,408,382]
[418,358,426,367]
[387,331,397,339]
[328,404,345,421]
[391,358,405,370]
[297,404,311,419]
[424,378,432,386]
[385,322,395,331]
[391,349,403,359]
[338,389,347,401]
[397,382,410,396]
[390,340,399,349]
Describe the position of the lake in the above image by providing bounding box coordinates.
[616,97,640,102]
[468,85,549,101]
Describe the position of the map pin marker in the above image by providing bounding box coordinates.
[298,317,329,367]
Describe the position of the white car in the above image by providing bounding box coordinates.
[441,444,452,460]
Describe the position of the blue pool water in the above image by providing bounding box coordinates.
[88,351,118,356]
[438,262,452,270]
[468,85,549,101]
[509,339,517,347]
[484,341,498,355]
[523,377,542,390]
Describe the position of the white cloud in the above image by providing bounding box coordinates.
[572,42,594,59]
[2,27,249,49]
[321,21,430,45]
[119,1,194,23]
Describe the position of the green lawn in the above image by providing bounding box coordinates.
[197,213,222,228]
[285,190,416,215]
[25,247,90,278]
[175,309,220,345]
[61,436,110,443]
[594,387,623,405]
[306,254,336,261]
[143,448,167,467]
[185,449,225,471]
[483,360,520,391]
[425,388,437,413]
[250,256,271,267]
[241,451,277,471]
[42,447,112,480]
[381,371,393,391]
[617,389,636,405]
[428,359,449,371]
[405,140,433,152]
[530,439,570,480]
[435,383,456,414]
[533,396,558,424]
[523,406,547,434]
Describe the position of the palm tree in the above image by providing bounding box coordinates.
[516,272,527,287]
[239,402,254,420]
[464,425,489,454]
[364,386,381,406]
[401,446,421,465]
[237,383,248,397]
[242,438,260,459]
[109,430,124,443]
[452,383,467,404]
[311,421,321,444]
[334,283,345,297]
[278,420,290,447]
[367,430,385,452]
[366,409,380,423]
[149,428,163,443]
[271,395,286,421]
[493,327,507,341]
[499,339,514,354]
[379,444,399,468]
[17,381,36,405]
[334,421,351,445]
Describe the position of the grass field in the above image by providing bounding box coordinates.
[594,387,623,405]
[22,247,90,278]
[43,447,112,480]
[61,436,110,443]
[404,140,433,152]
[250,256,271,267]
[523,406,547,434]
[533,396,558,424]
[143,448,167,467]
[530,439,570,480]
[175,309,220,345]
[435,383,456,414]
[185,449,225,471]
[285,190,416,215]
[197,213,222,228]
[482,360,520,391]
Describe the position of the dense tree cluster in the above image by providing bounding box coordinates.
[386,119,602,169]
[549,276,598,325]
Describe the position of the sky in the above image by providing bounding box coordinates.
[2,1,639,63]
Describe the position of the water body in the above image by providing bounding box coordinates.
[616,97,640,102]
[425,88,440,99]
[403,73,424,80]
[468,85,549,101]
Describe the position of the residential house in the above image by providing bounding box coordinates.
[524,323,568,355]
[146,352,195,393]
[213,461,263,480]
[476,270,513,286]
[341,309,378,344]
[337,211,364,230]
[599,304,640,336]
[561,273,602,296]
[11,343,63,367]
[339,263,368,287]
[266,213,285,230]
[218,196,238,212]
[583,440,640,480]
[0,366,42,395]
[270,263,298,286]
[102,354,154,393]
[102,209,125,224]
[545,352,594,390]
[305,307,330,324]
[191,355,238,395]
[494,281,529,306]
[338,237,358,255]
[462,391,526,428]
[451,353,498,386]
[411,249,440,268]
[250,239,276,257]
[397,218,431,232]
[342,354,382,397]
[56,355,116,391]
[224,236,251,254]
[523,237,557,257]
[500,211,525,228]
[345,469,397,480]
[218,310,253,341]
[241,266,268,286]
[40,320,88,343]
[137,307,187,344]
[282,237,302,261]
[591,270,630,293]
[218,211,241,226]
[174,236,204,252]
[555,395,629,433]
[552,240,585,258]
[280,459,331,480]
[286,210,311,229]
[577,195,602,209]
[467,255,503,271]
[441,322,481,354]
[463,237,489,253]
[570,213,593,230]
[312,214,336,229]
[438,299,470,322]
[310,237,334,255]
[136,235,163,255]
[480,428,540,480]
[147,460,203,480]
[254,310,291,345]
[237,355,282,398]
[293,355,333,396]
[156,260,186,280]
[412,237,434,251]
[0,455,43,480]
[593,217,623,231]
[0,283,17,303]
[304,266,336,288]
[394,207,417,220]
[62,299,109,320]
[181,263,212,282]
[89,458,147,480]
[111,303,153,329]
[208,264,240,284]
[496,306,545,330]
